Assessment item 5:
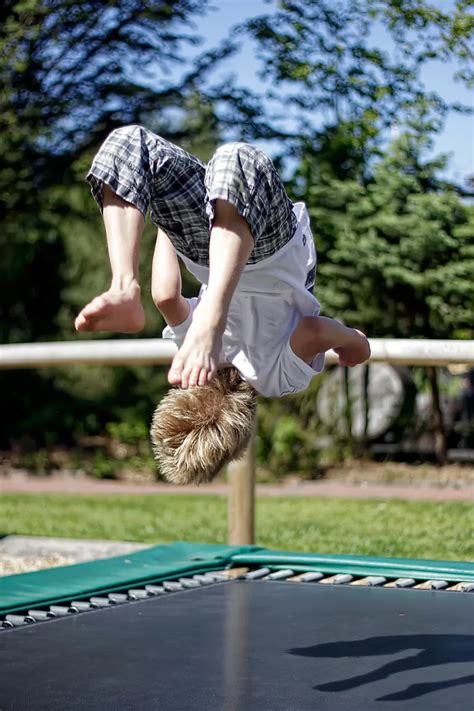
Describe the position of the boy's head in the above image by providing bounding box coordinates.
[150,367,257,485]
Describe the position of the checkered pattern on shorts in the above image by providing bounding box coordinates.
[87,125,296,266]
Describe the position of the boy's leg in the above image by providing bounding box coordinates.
[290,316,371,367]
[76,124,205,334]
[151,229,190,326]
[75,185,145,333]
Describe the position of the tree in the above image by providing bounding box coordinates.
[0,91,222,452]
[315,135,473,339]
[0,1,227,453]
[240,0,473,189]
[302,130,474,461]
[0,0,222,209]
[245,0,474,463]
[0,0,227,345]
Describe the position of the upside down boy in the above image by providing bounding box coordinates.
[76,126,370,482]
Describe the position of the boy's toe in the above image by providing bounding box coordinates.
[187,366,202,388]
[169,355,188,387]
[167,368,183,386]
[75,312,93,331]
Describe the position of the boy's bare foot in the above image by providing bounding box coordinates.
[334,329,371,367]
[168,305,223,389]
[75,281,145,333]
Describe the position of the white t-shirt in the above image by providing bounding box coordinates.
[162,202,325,397]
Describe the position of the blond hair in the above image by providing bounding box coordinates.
[150,367,257,485]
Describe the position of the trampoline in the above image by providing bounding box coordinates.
[1,542,473,710]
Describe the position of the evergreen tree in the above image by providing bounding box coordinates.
[315,135,473,339]
[301,130,474,461]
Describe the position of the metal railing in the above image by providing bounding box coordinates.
[1,338,473,544]
[1,338,473,369]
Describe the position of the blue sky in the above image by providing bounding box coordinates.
[187,0,473,184]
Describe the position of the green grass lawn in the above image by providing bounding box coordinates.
[1,494,472,561]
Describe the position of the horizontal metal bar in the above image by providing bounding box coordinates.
[0,339,177,369]
[0,338,472,370]
[367,339,474,366]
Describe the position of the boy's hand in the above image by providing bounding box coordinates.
[167,300,224,388]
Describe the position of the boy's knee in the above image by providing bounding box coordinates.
[151,285,180,311]
[109,124,143,140]
[211,142,270,170]
[107,124,160,147]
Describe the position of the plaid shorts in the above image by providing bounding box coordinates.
[87,125,297,266]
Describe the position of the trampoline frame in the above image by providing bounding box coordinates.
[1,542,473,627]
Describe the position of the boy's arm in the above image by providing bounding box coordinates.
[151,228,190,326]
[201,200,254,323]
[168,199,254,388]
[290,315,370,367]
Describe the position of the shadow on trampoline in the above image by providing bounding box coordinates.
[288,634,474,701]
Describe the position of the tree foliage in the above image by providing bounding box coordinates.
[241,0,473,170]
[0,0,220,209]
[0,0,223,450]
[297,130,474,339]
[290,124,473,463]
[0,0,222,342]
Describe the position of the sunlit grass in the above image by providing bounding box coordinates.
[1,494,472,561]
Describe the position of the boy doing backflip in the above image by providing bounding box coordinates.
[76,126,370,483]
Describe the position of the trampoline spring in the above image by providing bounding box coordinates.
[127,589,150,600]
[245,568,272,580]
[266,570,296,580]
[333,574,354,585]
[5,614,35,627]
[49,605,76,616]
[394,578,416,588]
[320,574,354,585]
[178,578,202,588]
[89,597,112,607]
[163,581,184,592]
[145,585,166,595]
[446,582,474,592]
[70,601,95,611]
[291,572,324,583]
[413,580,448,590]
[192,574,217,584]
[108,594,129,604]
[350,576,386,587]
[365,576,387,586]
[28,609,56,621]
[206,572,229,581]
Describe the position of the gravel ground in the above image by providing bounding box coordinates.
[0,553,78,576]
[0,535,149,577]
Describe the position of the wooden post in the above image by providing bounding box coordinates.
[227,426,256,545]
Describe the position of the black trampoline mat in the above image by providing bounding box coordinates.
[1,581,474,711]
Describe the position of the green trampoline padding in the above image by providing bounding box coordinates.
[1,541,473,615]
[0,542,258,615]
[231,550,474,582]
